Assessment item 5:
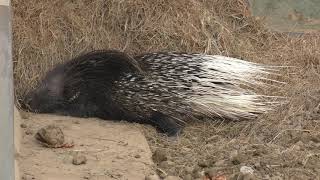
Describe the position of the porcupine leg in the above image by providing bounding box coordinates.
[149,111,183,137]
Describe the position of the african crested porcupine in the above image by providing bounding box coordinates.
[23,50,282,136]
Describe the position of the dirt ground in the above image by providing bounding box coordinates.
[12,0,320,179]
[18,113,155,180]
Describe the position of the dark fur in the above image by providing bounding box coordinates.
[23,50,183,136]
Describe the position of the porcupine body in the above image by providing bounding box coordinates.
[23,50,282,136]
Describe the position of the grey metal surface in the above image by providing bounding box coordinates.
[0,5,14,180]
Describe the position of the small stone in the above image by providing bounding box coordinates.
[145,174,161,180]
[204,143,214,149]
[20,123,27,128]
[240,166,254,174]
[72,154,87,165]
[241,174,257,180]
[206,135,220,143]
[25,129,33,135]
[253,162,261,169]
[215,159,226,166]
[134,154,141,158]
[73,120,80,124]
[35,124,65,148]
[230,173,257,180]
[183,174,193,180]
[182,147,192,152]
[83,176,90,179]
[159,160,174,168]
[198,159,210,167]
[270,175,283,180]
[184,166,193,174]
[152,149,168,163]
[230,150,244,165]
[164,176,182,180]
[156,168,168,179]
[22,174,35,180]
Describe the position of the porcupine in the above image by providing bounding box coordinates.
[23,50,282,136]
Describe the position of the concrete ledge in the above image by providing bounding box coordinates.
[0,0,9,6]
[14,106,21,180]
[19,114,154,180]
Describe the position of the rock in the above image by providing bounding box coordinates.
[214,159,226,166]
[198,159,210,167]
[241,174,257,180]
[152,149,168,163]
[253,162,261,169]
[164,176,182,180]
[192,166,202,178]
[230,173,257,180]
[20,123,27,128]
[72,154,87,165]
[156,168,168,179]
[159,160,174,169]
[25,129,33,135]
[240,166,254,174]
[35,124,65,148]
[134,154,141,159]
[205,135,220,143]
[270,175,283,180]
[183,174,193,180]
[21,174,35,180]
[145,174,161,180]
[184,166,193,174]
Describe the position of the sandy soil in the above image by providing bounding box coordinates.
[18,113,155,180]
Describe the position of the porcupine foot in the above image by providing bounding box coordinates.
[149,111,183,137]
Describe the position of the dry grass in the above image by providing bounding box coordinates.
[13,0,320,178]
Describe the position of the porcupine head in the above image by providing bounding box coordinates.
[23,64,69,114]
[22,50,143,119]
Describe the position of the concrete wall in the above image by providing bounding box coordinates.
[0,0,15,180]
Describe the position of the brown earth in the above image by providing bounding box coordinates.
[18,113,155,180]
[13,0,320,179]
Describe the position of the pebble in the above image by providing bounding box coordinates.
[240,166,254,174]
[21,174,35,180]
[159,160,174,168]
[184,166,193,174]
[215,159,226,166]
[183,174,193,180]
[25,129,33,135]
[270,175,283,180]
[164,176,182,180]
[20,123,27,128]
[72,154,87,165]
[145,174,161,180]
[230,150,244,165]
[231,173,257,180]
[198,159,210,167]
[152,149,168,163]
[156,168,168,179]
